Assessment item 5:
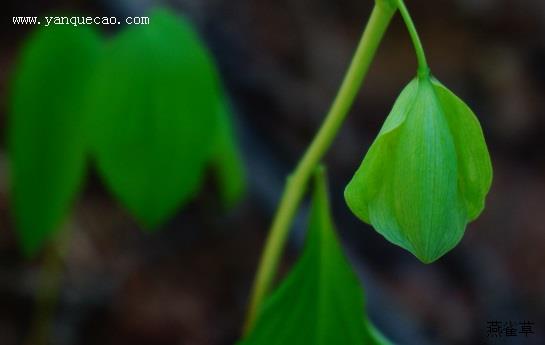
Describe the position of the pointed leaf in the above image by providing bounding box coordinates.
[240,168,391,345]
[87,9,221,229]
[9,25,101,256]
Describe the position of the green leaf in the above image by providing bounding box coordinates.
[87,8,222,229]
[345,75,492,263]
[211,99,246,208]
[240,167,391,345]
[8,24,101,256]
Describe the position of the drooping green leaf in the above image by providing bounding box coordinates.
[240,167,391,345]
[8,24,101,256]
[87,8,222,229]
[211,99,246,208]
[345,75,492,263]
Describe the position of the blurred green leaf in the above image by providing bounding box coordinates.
[345,76,492,263]
[87,8,222,229]
[211,99,246,208]
[239,167,391,345]
[9,24,101,256]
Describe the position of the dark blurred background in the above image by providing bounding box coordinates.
[1,0,545,344]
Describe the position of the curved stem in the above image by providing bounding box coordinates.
[397,0,429,76]
[242,2,396,335]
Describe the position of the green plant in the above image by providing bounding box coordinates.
[7,1,493,344]
[241,0,492,342]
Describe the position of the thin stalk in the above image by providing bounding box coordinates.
[243,2,397,334]
[23,226,71,345]
[397,0,429,76]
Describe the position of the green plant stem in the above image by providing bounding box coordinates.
[243,2,397,335]
[397,0,429,76]
[23,227,71,345]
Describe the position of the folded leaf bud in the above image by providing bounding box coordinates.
[345,75,492,263]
